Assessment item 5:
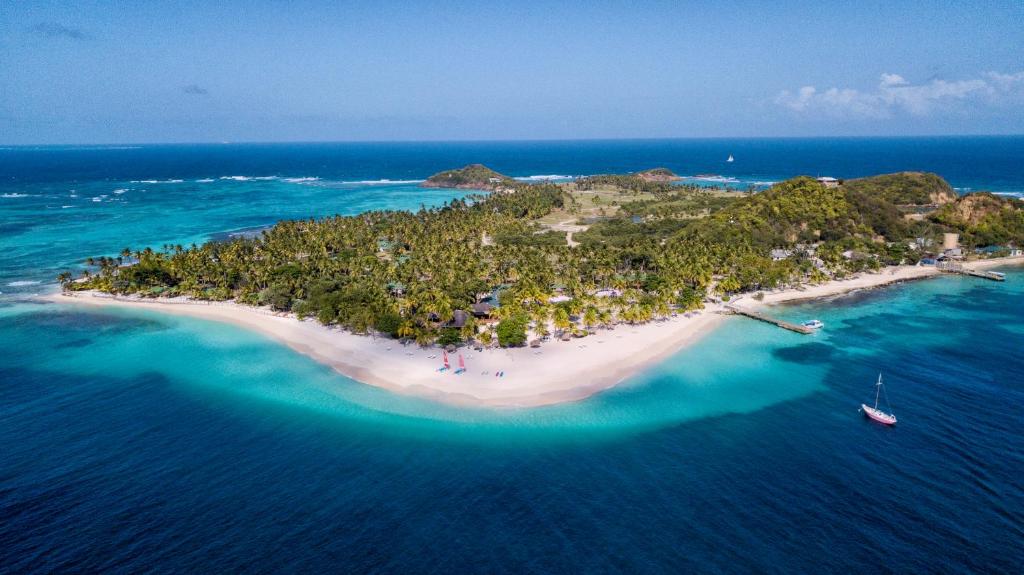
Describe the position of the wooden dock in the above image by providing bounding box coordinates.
[936,261,1006,281]
[725,305,813,334]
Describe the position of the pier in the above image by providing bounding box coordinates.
[725,305,813,334]
[936,261,1006,281]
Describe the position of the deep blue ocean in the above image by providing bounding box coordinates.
[1,138,1023,573]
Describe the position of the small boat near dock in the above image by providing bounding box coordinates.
[802,319,824,329]
[861,374,897,426]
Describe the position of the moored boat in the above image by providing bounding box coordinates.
[860,374,897,425]
[802,319,824,329]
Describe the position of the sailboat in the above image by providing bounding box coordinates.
[438,350,450,372]
[861,373,897,425]
[726,154,734,163]
[454,353,466,375]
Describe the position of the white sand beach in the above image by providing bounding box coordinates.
[49,291,727,408]
[47,256,1023,408]
[744,256,1024,308]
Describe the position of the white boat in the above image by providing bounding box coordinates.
[802,319,824,329]
[726,154,735,163]
[860,374,897,425]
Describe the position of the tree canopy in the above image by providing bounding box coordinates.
[64,171,1022,346]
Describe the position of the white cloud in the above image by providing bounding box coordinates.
[776,71,1024,118]
[879,73,908,88]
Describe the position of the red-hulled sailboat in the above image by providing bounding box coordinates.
[861,373,897,425]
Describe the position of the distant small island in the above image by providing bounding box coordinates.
[420,164,515,191]
[634,168,681,182]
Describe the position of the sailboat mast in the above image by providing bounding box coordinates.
[875,374,882,409]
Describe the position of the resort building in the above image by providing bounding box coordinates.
[448,310,470,329]
[938,247,963,260]
[470,302,494,318]
[816,176,840,188]
[770,249,792,261]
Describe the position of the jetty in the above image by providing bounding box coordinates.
[725,304,813,334]
[937,261,1006,281]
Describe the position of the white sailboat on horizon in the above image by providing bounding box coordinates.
[726,154,734,163]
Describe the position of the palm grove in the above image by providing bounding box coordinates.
[62,168,1024,347]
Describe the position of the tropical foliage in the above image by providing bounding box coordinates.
[63,172,1022,346]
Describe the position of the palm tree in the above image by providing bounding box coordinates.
[553,308,571,332]
[56,271,73,289]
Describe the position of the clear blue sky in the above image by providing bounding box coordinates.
[2,0,1022,144]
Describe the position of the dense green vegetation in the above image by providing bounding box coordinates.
[574,173,683,195]
[618,189,735,220]
[843,172,957,206]
[930,192,1024,247]
[64,171,1023,347]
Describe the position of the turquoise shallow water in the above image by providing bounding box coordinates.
[2,141,1023,572]
[0,177,467,294]
[0,300,827,443]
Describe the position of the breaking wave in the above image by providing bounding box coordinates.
[682,175,740,183]
[514,174,576,181]
[339,179,424,185]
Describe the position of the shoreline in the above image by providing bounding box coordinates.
[47,291,728,408]
[741,256,1023,308]
[46,256,1023,408]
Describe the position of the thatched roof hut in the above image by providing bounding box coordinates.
[450,309,470,328]
[471,302,493,317]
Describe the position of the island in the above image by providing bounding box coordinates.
[419,163,516,191]
[55,170,1024,406]
[634,167,682,182]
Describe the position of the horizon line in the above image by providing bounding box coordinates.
[3,133,1024,148]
